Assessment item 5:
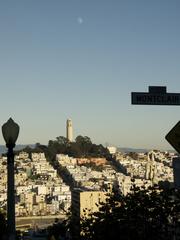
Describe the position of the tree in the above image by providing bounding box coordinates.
[21,145,33,153]
[79,186,180,240]
[47,137,68,162]
[33,143,48,153]
[47,219,67,240]
[0,211,7,238]
[20,135,110,163]
[56,136,69,146]
[75,136,92,157]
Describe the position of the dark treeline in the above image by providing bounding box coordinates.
[19,135,110,163]
[0,212,7,239]
[69,185,180,240]
[43,185,180,240]
[1,185,180,240]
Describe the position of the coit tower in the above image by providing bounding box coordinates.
[66,119,73,142]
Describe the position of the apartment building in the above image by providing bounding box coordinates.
[71,188,107,239]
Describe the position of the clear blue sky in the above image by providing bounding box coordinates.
[0,0,180,150]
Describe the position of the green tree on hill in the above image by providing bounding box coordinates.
[46,135,109,161]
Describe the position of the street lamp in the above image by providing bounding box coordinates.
[2,118,20,240]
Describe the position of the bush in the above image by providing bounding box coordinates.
[79,186,180,240]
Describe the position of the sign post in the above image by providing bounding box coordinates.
[131,86,180,151]
[131,86,180,188]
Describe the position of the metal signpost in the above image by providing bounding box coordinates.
[131,86,180,105]
[131,86,180,188]
[131,86,180,151]
[131,86,180,150]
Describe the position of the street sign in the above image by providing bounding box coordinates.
[131,86,180,105]
[166,121,180,154]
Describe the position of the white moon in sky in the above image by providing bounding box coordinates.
[77,17,83,24]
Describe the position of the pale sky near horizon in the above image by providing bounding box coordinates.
[0,0,180,150]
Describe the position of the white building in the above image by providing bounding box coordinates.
[107,146,117,154]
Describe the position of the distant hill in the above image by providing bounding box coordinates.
[0,144,35,155]
[117,147,149,153]
[117,147,176,153]
[0,144,175,155]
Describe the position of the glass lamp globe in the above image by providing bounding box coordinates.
[2,118,20,146]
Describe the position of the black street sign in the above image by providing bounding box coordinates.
[131,86,180,105]
[166,121,180,154]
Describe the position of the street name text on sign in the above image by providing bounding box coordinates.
[166,121,180,154]
[131,86,180,105]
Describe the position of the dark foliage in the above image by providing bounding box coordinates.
[79,186,180,240]
[0,211,7,238]
[46,135,109,162]
[47,219,68,240]
[19,136,109,165]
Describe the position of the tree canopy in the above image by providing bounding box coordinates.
[45,135,109,162]
[79,186,180,240]
[19,135,110,164]
[0,211,7,238]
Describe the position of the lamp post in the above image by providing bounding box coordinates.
[2,118,20,240]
